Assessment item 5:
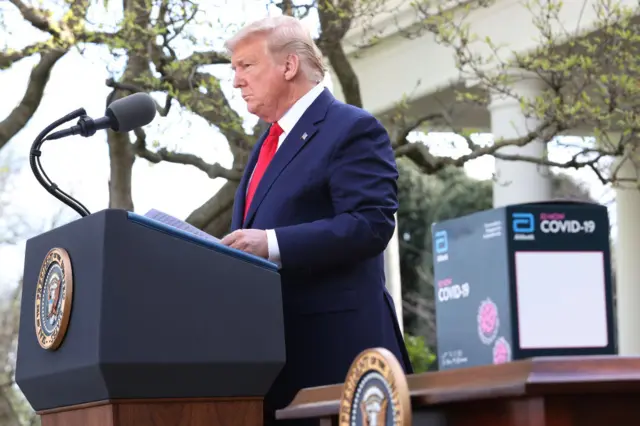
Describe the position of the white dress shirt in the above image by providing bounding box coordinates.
[252,83,325,268]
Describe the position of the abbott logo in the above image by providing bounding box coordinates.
[512,212,535,241]
[434,230,448,262]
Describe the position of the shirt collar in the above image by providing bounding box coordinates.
[277,83,325,135]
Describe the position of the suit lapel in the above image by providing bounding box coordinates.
[231,129,269,230]
[243,88,334,227]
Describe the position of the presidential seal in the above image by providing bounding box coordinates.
[34,248,73,350]
[339,348,411,426]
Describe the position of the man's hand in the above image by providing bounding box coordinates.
[221,229,269,259]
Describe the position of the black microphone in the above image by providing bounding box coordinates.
[47,92,157,140]
[29,92,158,218]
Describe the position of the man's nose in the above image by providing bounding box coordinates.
[233,73,244,88]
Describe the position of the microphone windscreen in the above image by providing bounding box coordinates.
[107,93,157,132]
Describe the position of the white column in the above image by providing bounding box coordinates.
[488,72,553,206]
[384,214,404,334]
[614,157,640,354]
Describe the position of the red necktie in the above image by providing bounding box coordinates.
[244,122,283,220]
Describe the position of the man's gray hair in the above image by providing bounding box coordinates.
[225,15,326,83]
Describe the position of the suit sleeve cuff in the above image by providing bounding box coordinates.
[266,229,282,268]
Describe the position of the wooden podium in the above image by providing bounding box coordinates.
[15,210,286,426]
[276,349,640,426]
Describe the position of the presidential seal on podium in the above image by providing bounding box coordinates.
[35,247,73,350]
[339,347,411,426]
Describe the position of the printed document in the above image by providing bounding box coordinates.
[144,208,220,243]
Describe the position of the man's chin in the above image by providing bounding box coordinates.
[246,104,266,120]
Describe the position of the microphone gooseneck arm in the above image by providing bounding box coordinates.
[29,93,157,218]
[29,109,93,218]
[47,114,114,140]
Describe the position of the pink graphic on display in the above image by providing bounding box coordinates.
[438,278,453,287]
[539,212,565,220]
[477,298,499,345]
[492,337,512,364]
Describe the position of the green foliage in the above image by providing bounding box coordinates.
[404,333,436,373]
[411,0,640,185]
[397,158,493,346]
[397,158,493,296]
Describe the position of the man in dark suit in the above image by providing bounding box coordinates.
[221,15,413,425]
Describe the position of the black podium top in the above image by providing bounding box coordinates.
[15,209,286,411]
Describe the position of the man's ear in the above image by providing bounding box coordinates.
[283,54,300,81]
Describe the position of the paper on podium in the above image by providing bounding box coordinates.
[127,209,277,271]
[143,208,220,243]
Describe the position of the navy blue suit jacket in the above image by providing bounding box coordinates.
[230,88,413,420]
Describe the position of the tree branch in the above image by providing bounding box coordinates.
[389,111,452,148]
[317,0,361,107]
[179,50,230,65]
[7,0,60,37]
[77,30,121,45]
[0,27,113,71]
[147,40,251,154]
[0,0,103,151]
[272,0,316,19]
[105,78,172,116]
[394,120,560,173]
[106,66,251,157]
[7,0,96,44]
[131,128,243,181]
[0,48,67,150]
[163,70,251,152]
[0,41,51,69]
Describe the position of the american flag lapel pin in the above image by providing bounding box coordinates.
[301,132,308,140]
